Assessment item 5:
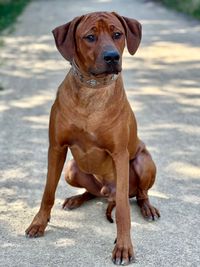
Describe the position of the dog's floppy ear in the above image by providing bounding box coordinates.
[113,13,142,55]
[52,16,83,61]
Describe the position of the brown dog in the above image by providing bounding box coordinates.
[25,12,160,265]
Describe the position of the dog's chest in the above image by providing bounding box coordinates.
[69,142,113,176]
[66,121,114,175]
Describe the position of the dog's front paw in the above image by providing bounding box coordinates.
[112,239,135,265]
[25,212,50,238]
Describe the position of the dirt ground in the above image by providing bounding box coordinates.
[0,0,200,266]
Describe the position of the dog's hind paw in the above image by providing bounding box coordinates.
[137,198,160,221]
[62,192,95,210]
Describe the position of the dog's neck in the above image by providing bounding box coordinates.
[70,60,119,88]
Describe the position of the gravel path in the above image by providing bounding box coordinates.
[0,0,200,266]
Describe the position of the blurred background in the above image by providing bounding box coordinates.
[155,0,200,19]
[0,0,200,34]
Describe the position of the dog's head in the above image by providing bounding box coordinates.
[52,12,142,76]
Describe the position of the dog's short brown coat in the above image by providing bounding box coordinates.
[26,12,160,265]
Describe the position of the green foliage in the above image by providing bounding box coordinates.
[155,0,200,19]
[0,39,4,46]
[0,0,31,32]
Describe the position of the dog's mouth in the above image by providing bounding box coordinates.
[90,65,122,77]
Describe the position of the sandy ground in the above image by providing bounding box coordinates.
[0,0,200,266]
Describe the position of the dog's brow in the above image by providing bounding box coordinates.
[90,26,98,32]
[80,26,97,36]
[109,25,122,32]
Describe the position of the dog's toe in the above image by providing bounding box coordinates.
[139,199,160,221]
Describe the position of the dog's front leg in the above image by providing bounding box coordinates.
[112,150,134,265]
[25,145,67,238]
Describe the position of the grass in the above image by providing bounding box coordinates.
[0,39,4,46]
[155,0,200,19]
[0,0,31,32]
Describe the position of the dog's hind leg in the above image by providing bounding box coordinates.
[130,141,160,221]
[63,159,102,210]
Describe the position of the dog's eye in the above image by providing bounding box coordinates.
[84,34,96,42]
[113,32,122,40]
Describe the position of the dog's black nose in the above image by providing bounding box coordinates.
[103,51,120,64]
